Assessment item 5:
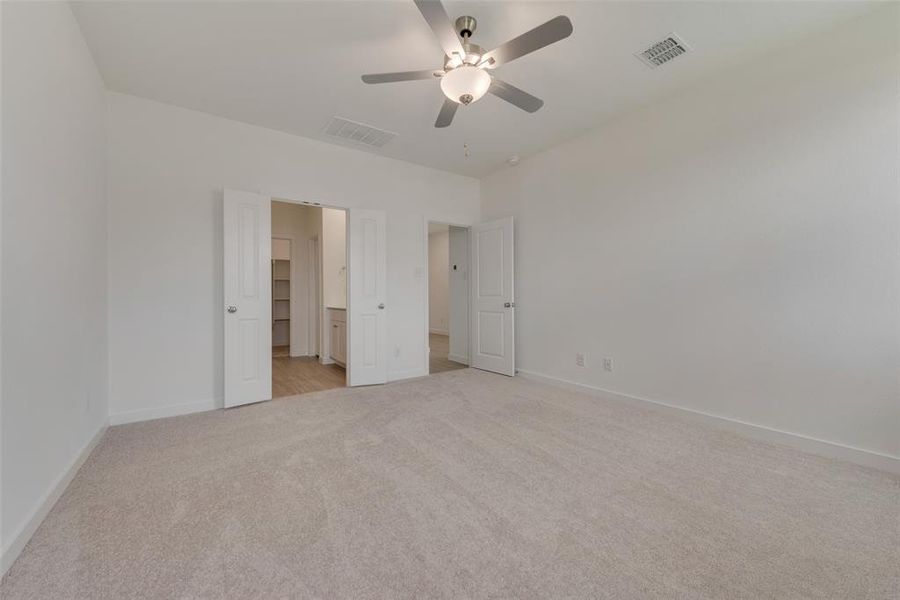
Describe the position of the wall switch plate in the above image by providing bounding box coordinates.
[603,357,613,372]
[575,353,585,367]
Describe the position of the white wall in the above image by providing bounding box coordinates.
[106,92,480,422]
[321,208,346,310]
[1,1,108,570]
[481,7,900,460]
[428,231,449,335]
[448,226,469,363]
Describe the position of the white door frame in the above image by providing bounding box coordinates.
[307,236,319,357]
[423,219,471,373]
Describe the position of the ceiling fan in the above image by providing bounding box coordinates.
[361,0,573,128]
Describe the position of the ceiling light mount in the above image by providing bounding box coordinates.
[455,15,477,39]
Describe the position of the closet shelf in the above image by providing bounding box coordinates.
[272,242,291,348]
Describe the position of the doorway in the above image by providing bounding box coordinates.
[427,222,469,374]
[270,200,347,398]
[224,189,388,408]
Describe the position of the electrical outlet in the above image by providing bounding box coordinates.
[575,353,585,367]
[394,345,401,358]
[603,357,613,372]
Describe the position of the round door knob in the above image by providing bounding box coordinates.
[378,303,385,309]
[226,306,237,313]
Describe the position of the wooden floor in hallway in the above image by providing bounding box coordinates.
[272,354,345,398]
[429,333,467,374]
[272,335,461,398]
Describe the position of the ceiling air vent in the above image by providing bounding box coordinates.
[323,116,397,148]
[635,34,690,68]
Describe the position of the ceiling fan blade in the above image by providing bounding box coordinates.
[413,0,465,59]
[361,70,439,84]
[435,98,458,128]
[481,15,573,68]
[489,79,544,113]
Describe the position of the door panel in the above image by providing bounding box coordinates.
[476,228,504,297]
[348,209,387,386]
[477,311,505,357]
[224,189,272,407]
[471,217,515,376]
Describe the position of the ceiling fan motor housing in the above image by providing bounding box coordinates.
[444,42,485,69]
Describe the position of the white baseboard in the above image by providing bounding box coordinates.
[109,398,220,425]
[1,421,108,577]
[429,328,449,336]
[447,353,469,365]
[517,369,900,476]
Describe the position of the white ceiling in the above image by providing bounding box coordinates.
[71,1,877,177]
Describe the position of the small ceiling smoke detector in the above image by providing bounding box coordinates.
[635,33,690,68]
[508,155,520,166]
[323,116,396,148]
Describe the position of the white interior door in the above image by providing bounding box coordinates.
[347,209,387,386]
[223,189,272,407]
[471,217,515,376]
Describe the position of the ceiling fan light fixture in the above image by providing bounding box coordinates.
[440,65,491,105]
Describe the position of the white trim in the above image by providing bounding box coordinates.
[109,398,219,425]
[307,237,319,358]
[517,369,900,476]
[389,367,429,382]
[429,328,449,336]
[447,353,469,366]
[1,422,108,576]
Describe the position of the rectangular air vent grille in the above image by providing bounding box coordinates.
[635,34,690,68]
[324,117,396,148]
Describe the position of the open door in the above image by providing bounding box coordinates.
[347,209,387,386]
[470,217,515,376]
[223,189,272,407]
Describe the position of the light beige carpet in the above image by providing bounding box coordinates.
[2,369,897,599]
